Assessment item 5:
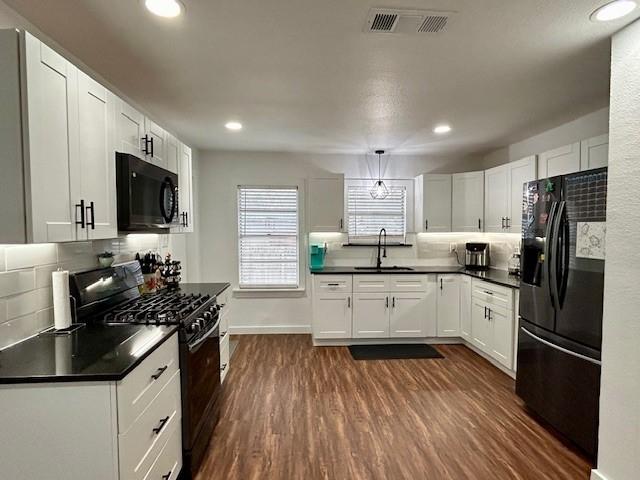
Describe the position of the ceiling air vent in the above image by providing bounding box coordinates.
[364,8,455,35]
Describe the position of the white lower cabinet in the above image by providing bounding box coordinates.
[436,275,460,337]
[390,291,434,337]
[0,332,182,480]
[469,279,515,369]
[353,293,390,338]
[314,293,352,338]
[218,287,232,382]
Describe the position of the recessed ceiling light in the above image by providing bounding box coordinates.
[225,121,243,131]
[145,0,183,18]
[591,0,637,21]
[433,124,452,134]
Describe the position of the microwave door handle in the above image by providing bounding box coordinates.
[544,201,558,309]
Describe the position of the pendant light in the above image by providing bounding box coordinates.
[370,150,389,200]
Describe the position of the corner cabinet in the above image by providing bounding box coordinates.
[452,171,484,232]
[308,176,345,232]
[414,174,452,232]
[484,156,536,233]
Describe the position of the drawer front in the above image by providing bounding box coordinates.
[353,275,390,293]
[217,287,231,307]
[472,279,513,310]
[220,337,230,384]
[389,274,433,292]
[314,275,352,294]
[117,333,179,433]
[142,418,182,480]
[119,370,182,480]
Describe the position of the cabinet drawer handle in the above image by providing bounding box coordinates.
[184,211,188,227]
[339,218,343,230]
[75,199,86,228]
[141,135,150,154]
[483,290,494,295]
[347,296,351,308]
[506,217,511,228]
[425,219,428,231]
[162,470,172,480]
[487,308,492,321]
[151,365,168,380]
[221,330,228,338]
[484,306,487,319]
[392,296,395,308]
[478,218,481,230]
[152,415,170,435]
[221,363,228,371]
[501,217,505,229]
[440,278,443,290]
[327,283,340,286]
[385,296,389,308]
[150,136,155,157]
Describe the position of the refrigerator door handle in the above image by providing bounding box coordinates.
[520,327,601,366]
[544,201,559,309]
[550,201,566,310]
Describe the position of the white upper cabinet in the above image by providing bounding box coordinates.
[580,134,608,171]
[144,118,168,169]
[165,133,180,174]
[538,142,580,178]
[452,171,484,232]
[22,32,79,243]
[484,165,509,233]
[174,143,194,233]
[115,100,146,159]
[507,156,537,233]
[414,174,452,232]
[485,156,536,234]
[76,72,118,240]
[308,176,345,232]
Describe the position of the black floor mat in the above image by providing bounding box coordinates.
[348,344,444,360]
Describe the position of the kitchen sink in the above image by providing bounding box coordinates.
[354,266,415,271]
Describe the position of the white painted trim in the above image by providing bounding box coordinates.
[590,470,608,480]
[229,325,312,335]
[312,337,464,347]
[232,287,307,298]
[462,340,516,379]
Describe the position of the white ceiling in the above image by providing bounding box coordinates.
[3,0,633,156]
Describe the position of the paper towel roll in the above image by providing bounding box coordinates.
[52,270,72,330]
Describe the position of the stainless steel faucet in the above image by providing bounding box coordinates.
[376,228,387,269]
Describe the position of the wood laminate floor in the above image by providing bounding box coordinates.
[196,335,592,480]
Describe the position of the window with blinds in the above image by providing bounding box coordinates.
[347,185,407,242]
[237,186,299,288]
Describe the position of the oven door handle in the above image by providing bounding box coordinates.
[188,318,220,353]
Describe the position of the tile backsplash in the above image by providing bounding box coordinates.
[309,232,521,271]
[0,234,173,350]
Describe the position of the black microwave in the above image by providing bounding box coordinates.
[116,152,179,232]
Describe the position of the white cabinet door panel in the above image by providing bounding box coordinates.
[353,293,389,338]
[77,73,117,240]
[471,299,491,352]
[165,133,180,174]
[484,165,509,233]
[309,176,345,232]
[313,293,352,339]
[390,292,431,337]
[116,100,145,158]
[580,134,608,171]
[539,142,580,178]
[23,32,78,243]
[436,275,460,337]
[145,118,167,169]
[415,174,452,232]
[452,171,484,232]
[490,306,513,369]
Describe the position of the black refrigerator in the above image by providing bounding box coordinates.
[516,167,607,457]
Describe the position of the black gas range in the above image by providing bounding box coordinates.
[70,262,223,479]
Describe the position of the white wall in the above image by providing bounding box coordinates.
[592,19,640,480]
[483,107,609,168]
[194,150,518,333]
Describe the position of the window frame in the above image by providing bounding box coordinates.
[344,178,415,244]
[236,184,301,290]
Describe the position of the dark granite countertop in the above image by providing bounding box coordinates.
[311,266,520,289]
[0,324,178,384]
[177,282,231,298]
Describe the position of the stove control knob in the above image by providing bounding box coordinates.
[203,311,212,321]
[189,322,201,333]
[196,317,206,328]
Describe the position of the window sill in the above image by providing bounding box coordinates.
[232,287,307,298]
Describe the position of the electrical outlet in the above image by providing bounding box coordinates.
[449,243,456,253]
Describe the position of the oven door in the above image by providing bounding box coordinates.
[181,319,221,476]
[116,152,179,231]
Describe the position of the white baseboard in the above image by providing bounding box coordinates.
[312,337,464,347]
[590,470,607,480]
[229,325,312,335]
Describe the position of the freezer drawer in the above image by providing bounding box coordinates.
[516,322,601,457]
